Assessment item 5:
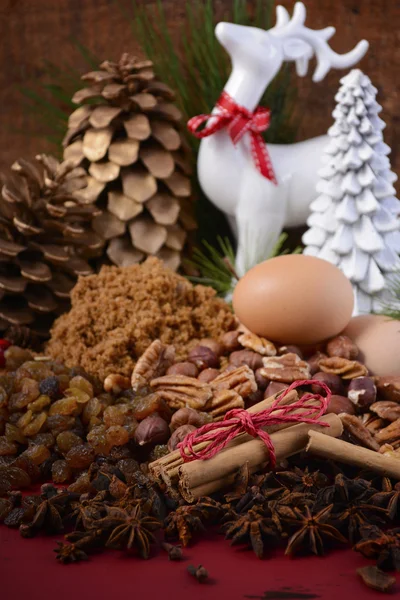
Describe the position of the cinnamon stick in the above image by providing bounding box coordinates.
[306,430,400,480]
[149,389,300,485]
[178,413,343,502]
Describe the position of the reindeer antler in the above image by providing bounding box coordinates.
[271,2,369,82]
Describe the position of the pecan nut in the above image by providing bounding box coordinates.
[370,401,400,422]
[318,357,368,379]
[238,332,276,357]
[205,389,244,420]
[259,353,310,383]
[340,413,380,451]
[326,335,358,360]
[361,413,385,434]
[374,377,400,403]
[131,340,175,391]
[211,365,257,398]
[150,375,212,410]
[375,419,400,446]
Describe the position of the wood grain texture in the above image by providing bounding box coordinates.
[0,0,399,174]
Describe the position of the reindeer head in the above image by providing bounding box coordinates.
[216,2,368,83]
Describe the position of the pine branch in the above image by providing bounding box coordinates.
[128,0,299,152]
[378,274,400,320]
[188,232,301,296]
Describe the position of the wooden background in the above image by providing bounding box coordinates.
[0,0,399,173]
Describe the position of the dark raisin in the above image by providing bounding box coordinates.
[39,376,60,400]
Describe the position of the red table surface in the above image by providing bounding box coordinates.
[1,526,399,600]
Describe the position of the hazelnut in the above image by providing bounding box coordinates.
[311,372,344,395]
[264,381,289,398]
[347,377,376,409]
[133,415,170,446]
[198,368,220,383]
[221,330,241,353]
[255,368,269,391]
[167,362,199,378]
[229,349,263,371]
[278,345,303,358]
[199,338,224,357]
[188,346,219,370]
[326,335,359,360]
[245,390,264,408]
[326,395,356,415]
[307,352,328,375]
[170,407,211,431]
[168,424,196,451]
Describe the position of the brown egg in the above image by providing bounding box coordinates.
[232,255,354,345]
[343,314,400,376]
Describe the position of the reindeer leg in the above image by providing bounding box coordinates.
[234,171,290,277]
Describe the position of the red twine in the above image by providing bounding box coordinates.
[187,91,277,184]
[177,380,331,469]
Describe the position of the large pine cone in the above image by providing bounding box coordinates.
[0,154,104,336]
[63,53,196,271]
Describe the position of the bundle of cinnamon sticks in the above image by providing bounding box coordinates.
[150,389,400,502]
[150,390,342,501]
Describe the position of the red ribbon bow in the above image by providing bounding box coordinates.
[187,91,277,184]
[178,380,331,469]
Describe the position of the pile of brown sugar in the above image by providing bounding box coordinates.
[46,257,236,380]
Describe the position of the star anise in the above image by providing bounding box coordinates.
[64,528,106,549]
[235,485,266,513]
[285,504,347,556]
[267,491,312,535]
[355,525,400,571]
[118,471,167,521]
[19,486,75,537]
[2,491,37,528]
[275,466,328,495]
[333,501,387,545]
[224,462,251,503]
[318,473,373,506]
[68,491,108,529]
[222,507,277,559]
[371,478,400,521]
[54,541,88,564]
[164,497,221,547]
[103,504,161,558]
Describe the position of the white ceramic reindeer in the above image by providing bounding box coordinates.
[195,2,369,277]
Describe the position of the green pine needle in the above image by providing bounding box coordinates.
[129,0,299,152]
[188,232,301,296]
[378,274,400,320]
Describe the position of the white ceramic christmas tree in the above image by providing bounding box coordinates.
[302,69,400,315]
